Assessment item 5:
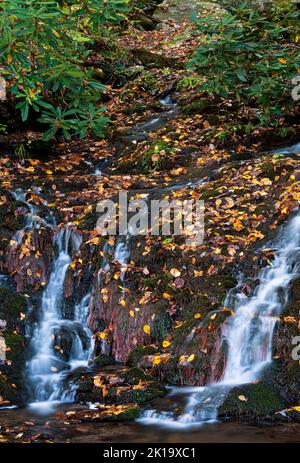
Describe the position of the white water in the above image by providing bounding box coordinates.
[114,238,130,293]
[140,212,300,428]
[27,226,93,411]
[272,141,300,155]
[12,189,55,244]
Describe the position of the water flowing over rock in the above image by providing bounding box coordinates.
[27,226,93,409]
[139,212,300,427]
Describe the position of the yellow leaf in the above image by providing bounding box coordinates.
[225,197,235,208]
[162,340,170,348]
[210,313,217,320]
[194,270,204,277]
[45,170,53,175]
[278,58,286,64]
[187,354,195,363]
[129,310,135,318]
[170,268,181,278]
[143,324,150,335]
[238,395,248,402]
[99,332,106,340]
[233,220,244,232]
[163,292,171,300]
[152,356,161,365]
[7,53,12,64]
[194,313,201,319]
[52,29,61,38]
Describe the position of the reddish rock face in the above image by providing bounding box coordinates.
[5,227,53,292]
[90,279,152,363]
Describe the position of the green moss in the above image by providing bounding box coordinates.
[127,345,158,366]
[152,308,172,342]
[124,367,155,385]
[4,330,25,364]
[0,374,17,402]
[0,288,27,320]
[287,361,300,379]
[142,272,173,290]
[121,385,165,405]
[219,383,285,420]
[117,405,141,420]
[182,98,210,115]
[94,354,114,368]
[136,71,157,92]
[79,405,141,422]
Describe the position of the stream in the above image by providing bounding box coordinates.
[0,92,300,442]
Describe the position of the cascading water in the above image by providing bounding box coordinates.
[272,141,300,155]
[140,211,300,428]
[12,188,55,244]
[114,238,130,296]
[27,226,93,410]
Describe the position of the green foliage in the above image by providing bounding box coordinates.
[0,0,129,140]
[176,76,204,90]
[190,2,300,126]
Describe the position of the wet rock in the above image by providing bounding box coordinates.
[0,283,28,404]
[0,287,27,328]
[74,366,165,405]
[94,354,114,368]
[1,330,26,404]
[65,404,141,422]
[127,346,158,366]
[52,327,74,362]
[131,48,181,69]
[133,12,159,30]
[270,276,300,406]
[218,383,285,421]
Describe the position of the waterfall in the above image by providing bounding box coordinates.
[114,238,130,296]
[27,226,93,410]
[12,188,55,244]
[140,212,300,428]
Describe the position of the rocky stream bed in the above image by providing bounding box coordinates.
[0,0,300,444]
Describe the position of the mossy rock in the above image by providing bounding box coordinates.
[182,98,211,115]
[69,404,141,422]
[1,330,26,403]
[261,360,300,407]
[0,288,26,322]
[218,383,285,420]
[127,345,158,366]
[4,330,25,366]
[94,354,114,368]
[118,140,176,173]
[0,374,18,403]
[106,383,166,405]
[124,367,156,385]
[132,48,180,69]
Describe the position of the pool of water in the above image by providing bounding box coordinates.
[1,405,300,443]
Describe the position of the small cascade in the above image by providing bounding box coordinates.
[272,141,300,155]
[27,226,93,410]
[12,188,55,244]
[114,238,130,296]
[140,212,300,428]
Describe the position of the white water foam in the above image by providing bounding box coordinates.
[27,226,93,411]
